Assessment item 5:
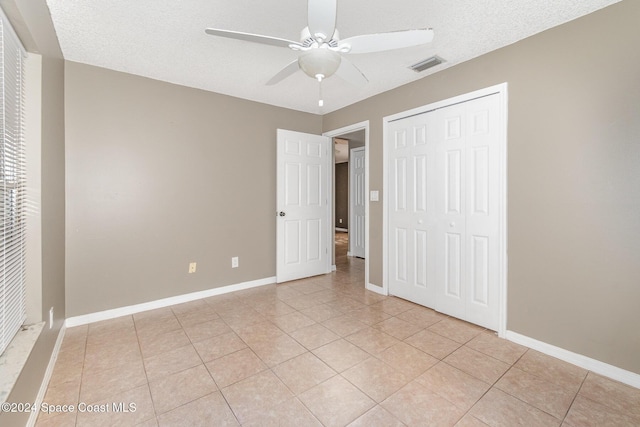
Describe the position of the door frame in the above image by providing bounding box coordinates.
[323,121,377,293]
[382,83,508,336]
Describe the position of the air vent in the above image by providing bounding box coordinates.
[409,56,445,73]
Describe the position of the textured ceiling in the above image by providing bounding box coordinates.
[46,0,620,114]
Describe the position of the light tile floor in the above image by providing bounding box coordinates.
[36,232,640,426]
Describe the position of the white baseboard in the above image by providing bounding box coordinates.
[335,227,348,232]
[27,325,65,427]
[331,265,337,272]
[366,282,387,296]
[65,276,276,328]
[505,330,640,389]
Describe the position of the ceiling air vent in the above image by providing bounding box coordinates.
[409,56,445,73]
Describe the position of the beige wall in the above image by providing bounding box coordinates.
[64,63,322,317]
[323,1,640,374]
[0,1,66,426]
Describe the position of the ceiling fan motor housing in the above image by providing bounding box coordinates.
[300,27,340,48]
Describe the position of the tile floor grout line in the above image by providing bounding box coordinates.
[499,348,589,423]
[489,356,574,424]
[74,328,88,427]
[216,384,242,426]
[560,369,589,425]
[443,347,532,427]
[293,373,332,427]
[129,313,157,423]
[140,309,218,421]
[456,341,515,366]
[265,362,328,425]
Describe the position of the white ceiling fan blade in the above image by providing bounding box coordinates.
[335,57,368,88]
[307,0,337,41]
[266,60,300,85]
[342,29,434,54]
[205,28,302,49]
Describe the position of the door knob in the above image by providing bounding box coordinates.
[449,222,455,227]
[418,219,423,224]
[279,211,286,217]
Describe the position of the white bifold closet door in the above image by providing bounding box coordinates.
[388,93,501,330]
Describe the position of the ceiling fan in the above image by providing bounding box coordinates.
[205,0,433,104]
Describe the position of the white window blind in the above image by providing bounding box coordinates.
[0,9,26,356]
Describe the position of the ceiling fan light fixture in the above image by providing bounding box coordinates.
[298,49,341,80]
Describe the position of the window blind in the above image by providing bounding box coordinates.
[0,9,26,356]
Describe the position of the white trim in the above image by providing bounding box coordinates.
[323,121,370,289]
[65,277,275,327]
[25,53,43,324]
[325,136,332,277]
[346,251,352,257]
[331,265,337,272]
[27,326,65,427]
[383,83,508,334]
[335,227,348,232]
[506,330,640,389]
[497,84,509,338]
[366,283,386,296]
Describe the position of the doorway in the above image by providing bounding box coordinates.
[324,122,371,290]
[333,130,365,257]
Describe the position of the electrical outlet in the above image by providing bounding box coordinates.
[339,218,342,224]
[188,262,197,273]
[231,257,239,268]
[49,307,53,329]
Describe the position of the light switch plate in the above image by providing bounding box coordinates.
[370,190,379,202]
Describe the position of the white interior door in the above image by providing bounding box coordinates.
[277,129,331,283]
[387,93,503,330]
[434,101,468,321]
[387,114,438,308]
[349,147,366,258]
[459,95,501,328]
